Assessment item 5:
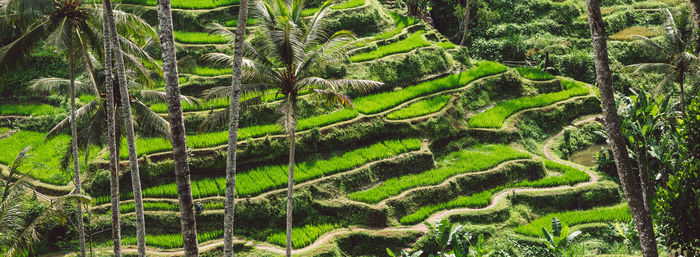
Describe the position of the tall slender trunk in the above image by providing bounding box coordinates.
[585,1,659,257]
[156,0,199,255]
[102,0,147,255]
[679,70,686,115]
[459,0,470,46]
[223,0,249,255]
[285,97,297,257]
[101,4,122,255]
[69,40,87,257]
[690,0,700,57]
[634,141,651,214]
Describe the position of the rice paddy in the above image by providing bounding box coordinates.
[513,203,631,237]
[354,61,508,114]
[355,12,419,47]
[515,67,554,81]
[192,67,233,76]
[435,41,456,49]
[97,0,240,9]
[0,104,61,116]
[224,18,260,27]
[350,31,431,62]
[386,95,451,120]
[347,144,529,203]
[173,31,229,44]
[399,160,590,224]
[266,223,342,248]
[301,0,365,16]
[119,230,223,249]
[609,26,662,41]
[468,78,590,128]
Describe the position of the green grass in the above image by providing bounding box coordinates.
[435,41,456,49]
[173,31,228,44]
[0,104,61,116]
[468,78,590,128]
[0,130,99,185]
[386,95,451,120]
[515,67,554,81]
[192,67,232,76]
[301,0,365,16]
[0,127,10,134]
[347,144,529,204]
[354,61,507,114]
[266,223,342,248]
[514,203,631,237]
[151,97,230,113]
[399,160,590,224]
[118,230,223,249]
[355,12,419,47]
[350,31,431,62]
[119,108,358,159]
[95,0,240,9]
[99,139,421,204]
[224,18,260,27]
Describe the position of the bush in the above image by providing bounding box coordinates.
[323,2,384,36]
[368,47,451,85]
[514,204,631,237]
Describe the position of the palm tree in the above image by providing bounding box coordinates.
[585,0,659,256]
[623,9,699,115]
[155,0,200,255]
[0,147,89,257]
[222,0,250,255]
[691,0,700,56]
[203,0,382,255]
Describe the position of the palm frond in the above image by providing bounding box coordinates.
[278,96,297,134]
[130,99,171,138]
[312,88,354,107]
[136,90,199,105]
[0,20,48,72]
[621,63,674,74]
[204,22,236,43]
[28,77,93,96]
[299,77,382,94]
[46,100,100,141]
[631,35,673,60]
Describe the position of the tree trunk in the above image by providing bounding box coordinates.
[690,0,700,57]
[679,70,686,115]
[223,0,249,255]
[156,0,200,256]
[634,140,651,214]
[585,1,659,256]
[101,4,122,255]
[285,99,297,257]
[459,0,470,46]
[102,0,147,255]
[69,39,87,257]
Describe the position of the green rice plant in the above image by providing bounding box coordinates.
[435,41,456,49]
[399,160,590,224]
[88,0,240,9]
[173,31,228,44]
[515,67,554,81]
[132,138,421,200]
[348,144,529,204]
[0,130,98,185]
[514,203,631,237]
[349,31,431,62]
[224,18,260,27]
[354,61,508,114]
[119,230,223,249]
[119,201,180,213]
[266,223,341,248]
[0,127,10,134]
[79,94,97,104]
[121,108,358,159]
[609,26,661,41]
[0,104,61,116]
[301,0,365,16]
[355,12,419,47]
[386,95,450,120]
[151,97,230,113]
[192,67,232,76]
[468,78,590,128]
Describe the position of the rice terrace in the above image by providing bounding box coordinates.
[0,0,698,256]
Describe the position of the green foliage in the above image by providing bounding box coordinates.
[356,61,507,114]
[118,230,223,249]
[541,217,583,256]
[120,109,358,159]
[350,31,431,62]
[469,79,589,128]
[191,67,232,76]
[348,144,529,203]
[515,67,554,81]
[514,204,631,237]
[266,223,341,248]
[301,0,365,16]
[0,104,62,116]
[386,95,451,120]
[399,160,590,224]
[368,47,450,85]
[371,12,419,42]
[173,31,228,44]
[435,41,456,49]
[223,18,260,27]
[94,0,240,9]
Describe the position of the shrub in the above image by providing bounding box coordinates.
[348,144,529,203]
[468,78,590,128]
[350,31,431,62]
[173,31,228,44]
[514,204,631,237]
[386,95,451,120]
[266,223,341,248]
[357,61,508,114]
[368,47,450,85]
[515,67,554,81]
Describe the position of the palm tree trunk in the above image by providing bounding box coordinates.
[156,0,199,256]
[459,0,470,46]
[679,70,686,115]
[634,140,651,214]
[691,0,700,57]
[285,99,297,257]
[68,40,87,257]
[102,0,147,255]
[585,1,659,256]
[223,0,249,255]
[101,4,122,255]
